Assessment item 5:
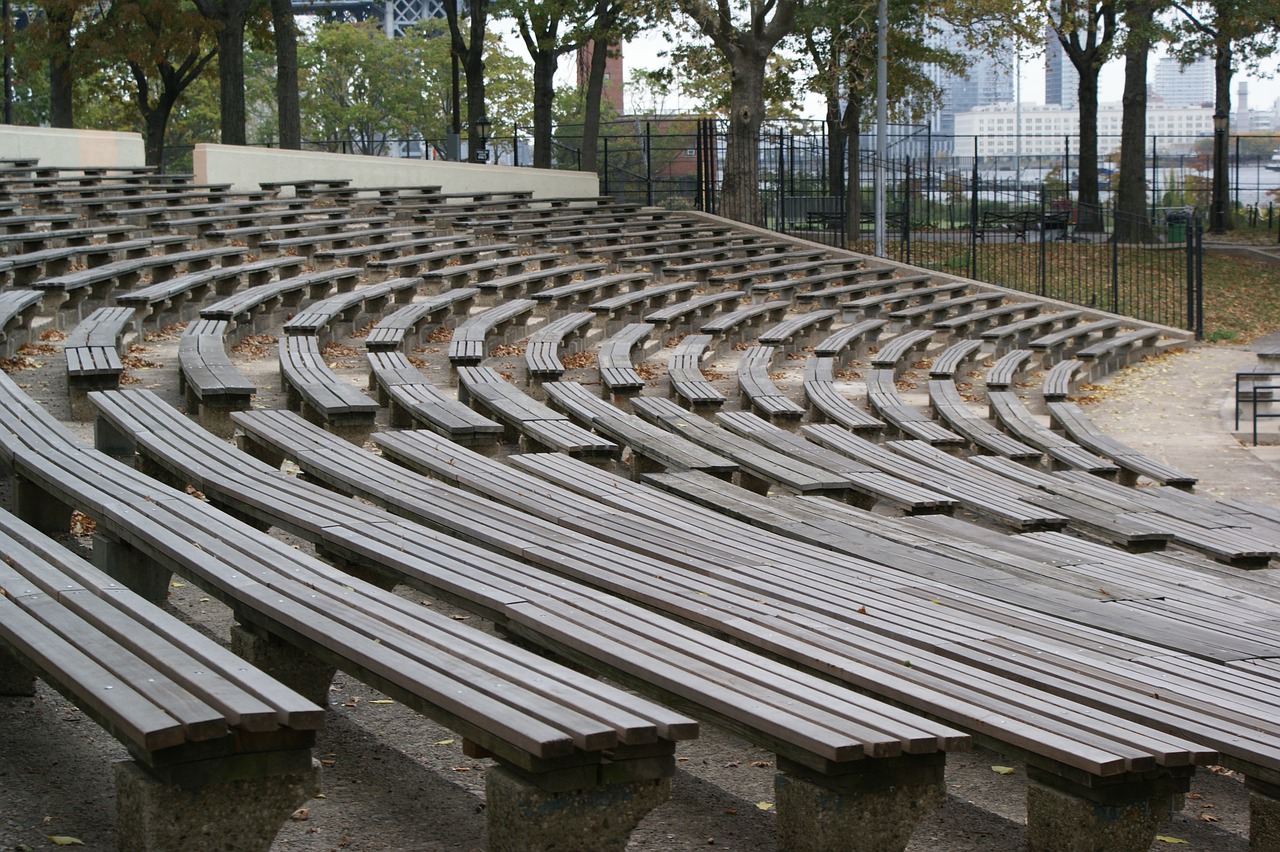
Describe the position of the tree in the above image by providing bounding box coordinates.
[270,0,300,148]
[577,0,640,171]
[1044,0,1118,231]
[445,0,489,160]
[669,0,801,225]
[1169,0,1280,232]
[1113,0,1162,241]
[98,0,218,166]
[191,0,255,146]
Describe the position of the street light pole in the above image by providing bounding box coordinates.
[1212,109,1228,234]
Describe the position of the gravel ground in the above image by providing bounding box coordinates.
[0,298,1265,851]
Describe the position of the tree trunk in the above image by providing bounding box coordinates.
[720,47,767,225]
[1075,71,1102,231]
[531,52,556,168]
[1114,0,1153,242]
[271,0,301,149]
[580,35,611,172]
[46,6,74,128]
[195,0,251,145]
[1211,38,1233,232]
[447,0,488,160]
[845,96,862,243]
[826,92,844,199]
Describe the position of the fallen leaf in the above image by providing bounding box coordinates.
[434,739,456,746]
[370,699,394,705]
[756,802,773,811]
[290,807,310,821]
[1198,813,1220,822]
[723,809,737,815]
[452,766,471,772]
[856,606,868,615]
[1155,837,1189,845]
[991,766,1016,776]
[46,838,84,847]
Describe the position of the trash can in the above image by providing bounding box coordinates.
[1166,211,1188,243]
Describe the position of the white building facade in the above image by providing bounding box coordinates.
[953,103,1214,157]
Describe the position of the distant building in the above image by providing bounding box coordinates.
[925,25,1014,148]
[576,42,625,116]
[1044,25,1079,109]
[954,102,1214,157]
[1152,55,1213,108]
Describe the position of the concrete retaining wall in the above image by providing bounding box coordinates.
[0,126,145,168]
[194,144,598,197]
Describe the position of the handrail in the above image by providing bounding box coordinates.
[1235,370,1280,446]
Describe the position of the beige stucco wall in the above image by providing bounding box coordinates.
[194,144,598,197]
[0,126,145,168]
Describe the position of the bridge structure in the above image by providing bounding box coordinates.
[290,0,447,37]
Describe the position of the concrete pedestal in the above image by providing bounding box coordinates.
[485,763,670,852]
[1026,769,1184,852]
[1248,778,1280,852]
[93,531,171,603]
[230,623,335,706]
[114,758,320,852]
[774,753,946,852]
[0,649,36,695]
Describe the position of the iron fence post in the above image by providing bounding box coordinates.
[1111,201,1120,315]
[904,155,912,265]
[602,136,609,197]
[645,121,653,207]
[1039,189,1047,297]
[969,154,979,281]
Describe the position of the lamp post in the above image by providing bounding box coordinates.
[474,114,491,163]
[1212,108,1228,234]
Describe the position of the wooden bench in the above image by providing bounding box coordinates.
[710,256,873,288]
[1047,401,1198,489]
[278,335,380,432]
[644,289,745,332]
[633,396,857,498]
[366,351,503,448]
[203,214,395,248]
[868,328,936,375]
[524,311,596,383]
[281,277,419,340]
[597,322,654,399]
[531,271,652,315]
[1075,327,1166,379]
[0,507,324,852]
[736,345,806,421]
[456,366,619,459]
[541,381,738,478]
[0,222,137,255]
[986,390,1122,475]
[63,306,135,407]
[887,291,1007,330]
[365,240,521,280]
[200,268,366,341]
[665,247,827,282]
[34,244,249,320]
[801,424,1067,530]
[745,265,893,304]
[927,379,1043,461]
[0,289,46,356]
[812,318,888,360]
[841,282,969,321]
[667,333,726,410]
[588,280,698,331]
[607,237,791,271]
[419,251,564,291]
[1042,359,1083,402]
[114,255,308,334]
[794,273,934,311]
[984,348,1034,390]
[312,233,471,270]
[363,288,479,352]
[699,299,790,349]
[714,410,956,513]
[757,309,838,353]
[934,300,1043,338]
[474,261,610,299]
[1029,317,1125,365]
[0,233,190,286]
[864,369,967,447]
[802,356,886,433]
[928,339,985,379]
[0,379,693,852]
[981,309,1084,353]
[448,300,537,367]
[177,318,256,430]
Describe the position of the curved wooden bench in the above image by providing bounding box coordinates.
[0,289,46,356]
[278,335,379,431]
[812,318,887,360]
[887,291,1006,330]
[986,390,1121,475]
[980,309,1083,353]
[419,251,564,291]
[667,333,725,410]
[869,328,935,374]
[698,299,789,349]
[589,280,698,330]
[282,277,419,341]
[736,345,806,421]
[795,273,933,311]
[984,348,1034,391]
[1076,327,1165,379]
[802,356,885,433]
[841,282,967,321]
[1047,401,1198,489]
[177,319,255,428]
[531,271,652,315]
[757,308,838,353]
[934,300,1043,337]
[644,289,744,332]
[1029,317,1125,365]
[475,260,609,299]
[1042,359,1083,402]
[928,339,985,379]
[313,233,469,270]
[64,306,134,405]
[597,322,654,399]
[447,299,537,367]
[363,288,479,352]
[199,267,365,341]
[864,369,966,447]
[927,379,1043,461]
[115,255,307,333]
[525,311,596,383]
[365,350,503,447]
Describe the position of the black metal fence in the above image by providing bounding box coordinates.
[529,118,1215,335]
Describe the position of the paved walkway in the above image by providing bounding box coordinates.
[1083,342,1280,503]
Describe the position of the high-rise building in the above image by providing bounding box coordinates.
[1152,55,1213,108]
[1044,27,1079,109]
[926,25,1015,146]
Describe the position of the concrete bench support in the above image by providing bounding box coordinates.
[93,530,172,603]
[1247,778,1280,852]
[13,476,74,535]
[1025,767,1188,852]
[231,623,337,707]
[775,753,946,852]
[485,763,671,852]
[0,648,37,695]
[115,757,321,852]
